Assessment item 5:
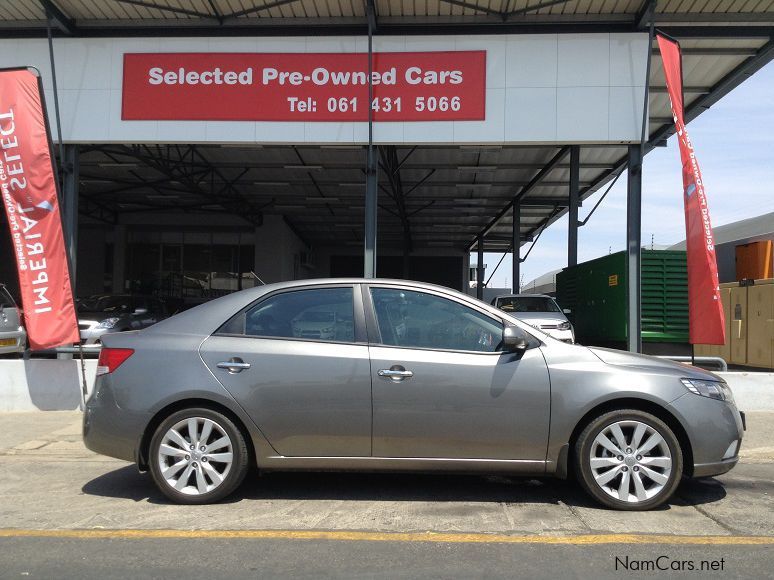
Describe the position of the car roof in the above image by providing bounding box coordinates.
[143,278,518,337]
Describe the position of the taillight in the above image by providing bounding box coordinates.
[96,348,135,376]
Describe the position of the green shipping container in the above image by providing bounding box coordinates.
[556,250,689,346]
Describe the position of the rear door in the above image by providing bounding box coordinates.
[199,284,372,457]
[366,285,550,461]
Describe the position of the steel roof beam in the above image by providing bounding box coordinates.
[634,0,656,31]
[113,0,217,20]
[468,146,570,251]
[437,0,506,19]
[8,19,773,39]
[224,0,305,20]
[506,0,574,19]
[38,0,77,35]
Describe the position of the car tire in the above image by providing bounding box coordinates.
[574,409,683,511]
[149,407,249,505]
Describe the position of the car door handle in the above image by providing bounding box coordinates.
[378,368,413,380]
[216,358,251,373]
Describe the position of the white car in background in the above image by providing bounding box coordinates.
[0,284,26,355]
[291,310,338,340]
[491,294,575,343]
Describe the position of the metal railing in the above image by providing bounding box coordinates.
[655,355,728,372]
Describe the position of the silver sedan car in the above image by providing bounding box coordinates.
[84,279,744,510]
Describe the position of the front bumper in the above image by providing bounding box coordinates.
[543,328,575,343]
[80,327,110,345]
[669,392,744,478]
[693,457,739,478]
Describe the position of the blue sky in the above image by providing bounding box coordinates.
[478,60,774,290]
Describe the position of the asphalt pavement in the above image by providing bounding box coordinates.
[0,411,773,578]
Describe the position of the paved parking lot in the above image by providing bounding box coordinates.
[1,411,772,578]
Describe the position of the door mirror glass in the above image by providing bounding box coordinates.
[502,324,529,352]
[563,308,572,314]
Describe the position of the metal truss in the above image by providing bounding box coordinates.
[85,144,265,225]
[15,2,774,38]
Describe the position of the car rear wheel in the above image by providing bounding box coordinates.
[149,407,249,504]
[574,409,683,511]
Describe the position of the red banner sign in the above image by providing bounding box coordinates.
[657,36,725,345]
[122,51,486,122]
[0,68,79,350]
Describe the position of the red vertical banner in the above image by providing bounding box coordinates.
[0,68,79,350]
[657,36,725,345]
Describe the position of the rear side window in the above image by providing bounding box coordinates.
[222,287,355,343]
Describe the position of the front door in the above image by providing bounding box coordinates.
[200,285,371,457]
[367,286,550,460]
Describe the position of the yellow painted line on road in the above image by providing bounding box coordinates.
[0,529,773,545]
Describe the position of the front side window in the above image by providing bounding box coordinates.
[236,287,355,342]
[370,288,502,352]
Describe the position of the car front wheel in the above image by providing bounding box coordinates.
[149,407,249,504]
[575,409,683,510]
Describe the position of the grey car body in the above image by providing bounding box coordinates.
[84,278,744,508]
[0,284,26,354]
[78,295,168,344]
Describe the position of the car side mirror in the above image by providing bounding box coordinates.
[502,324,529,352]
[563,308,571,314]
[133,307,148,315]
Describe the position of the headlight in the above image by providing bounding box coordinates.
[96,317,120,329]
[681,378,735,403]
[557,321,572,331]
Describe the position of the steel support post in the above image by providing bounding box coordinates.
[62,144,79,287]
[512,200,520,293]
[364,146,378,277]
[627,145,643,353]
[476,238,484,300]
[568,145,580,267]
[363,0,378,278]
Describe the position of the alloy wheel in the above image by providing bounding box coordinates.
[588,420,673,504]
[156,417,234,496]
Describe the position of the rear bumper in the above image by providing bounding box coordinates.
[83,376,148,464]
[0,329,25,354]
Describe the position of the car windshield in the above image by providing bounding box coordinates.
[498,296,561,313]
[0,286,16,309]
[77,296,131,313]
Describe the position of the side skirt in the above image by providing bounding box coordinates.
[257,456,548,475]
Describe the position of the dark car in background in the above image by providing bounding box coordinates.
[78,294,168,344]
